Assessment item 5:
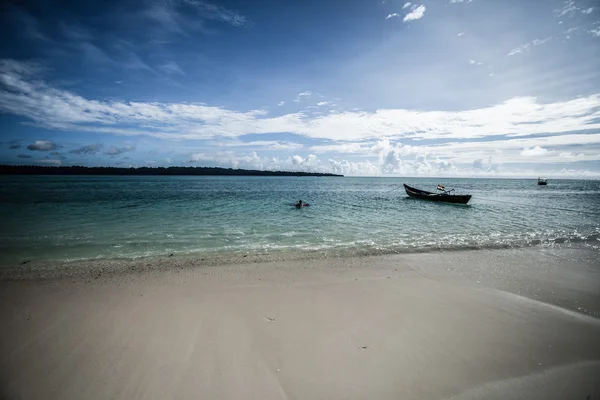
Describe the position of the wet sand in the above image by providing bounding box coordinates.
[1,246,599,399]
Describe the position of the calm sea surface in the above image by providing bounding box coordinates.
[1,176,599,265]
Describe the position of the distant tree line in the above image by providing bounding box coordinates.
[0,165,343,177]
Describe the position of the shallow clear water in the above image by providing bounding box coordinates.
[1,175,599,265]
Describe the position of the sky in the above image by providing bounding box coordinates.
[1,0,600,177]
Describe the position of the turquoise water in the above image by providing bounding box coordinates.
[1,176,599,265]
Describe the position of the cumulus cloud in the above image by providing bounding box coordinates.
[291,155,305,165]
[191,151,265,170]
[309,134,600,169]
[187,150,377,175]
[200,147,598,177]
[470,157,500,173]
[403,5,425,22]
[472,158,484,169]
[278,101,285,106]
[69,143,103,155]
[27,140,57,151]
[386,13,400,19]
[328,159,381,176]
[382,149,403,173]
[185,146,479,177]
[403,2,412,9]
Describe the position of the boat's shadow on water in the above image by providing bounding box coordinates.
[402,197,473,209]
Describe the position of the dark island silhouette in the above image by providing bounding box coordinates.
[0,165,343,177]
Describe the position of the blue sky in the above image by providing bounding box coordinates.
[1,0,599,177]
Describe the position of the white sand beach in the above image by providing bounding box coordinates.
[1,246,599,399]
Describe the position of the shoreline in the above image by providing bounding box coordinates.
[1,239,598,282]
[1,244,599,399]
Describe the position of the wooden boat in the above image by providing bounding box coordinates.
[403,184,472,204]
[537,177,547,185]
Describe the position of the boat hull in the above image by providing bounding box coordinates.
[403,184,472,204]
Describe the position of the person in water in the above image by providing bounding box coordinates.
[296,200,303,208]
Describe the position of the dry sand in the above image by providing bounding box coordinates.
[1,246,599,399]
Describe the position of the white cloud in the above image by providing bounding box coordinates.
[507,48,525,56]
[99,134,600,177]
[278,101,285,106]
[403,2,412,9]
[581,7,593,14]
[386,13,400,19]
[291,154,307,165]
[316,101,330,106]
[559,152,584,160]
[105,144,135,156]
[532,37,551,46]
[403,5,425,22]
[27,140,57,151]
[554,0,579,17]
[213,140,303,150]
[589,28,600,37]
[294,91,313,102]
[309,134,600,168]
[507,37,551,56]
[69,143,103,155]
[450,0,473,3]
[472,158,484,169]
[187,151,380,176]
[181,0,250,27]
[328,159,381,176]
[520,146,549,157]
[2,60,600,145]
[457,32,465,37]
[469,59,483,65]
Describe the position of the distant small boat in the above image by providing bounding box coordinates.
[537,177,548,186]
[404,184,472,204]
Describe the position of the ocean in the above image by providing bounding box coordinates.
[1,175,599,267]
